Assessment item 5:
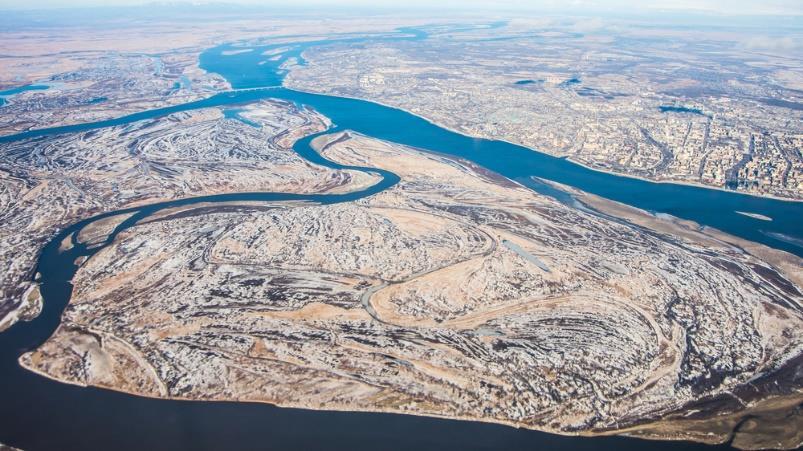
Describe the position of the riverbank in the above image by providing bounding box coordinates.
[19,131,803,449]
[285,85,803,204]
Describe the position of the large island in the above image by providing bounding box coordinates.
[21,130,803,449]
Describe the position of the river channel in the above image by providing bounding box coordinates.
[0,23,795,450]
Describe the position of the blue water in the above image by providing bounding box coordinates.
[660,105,705,115]
[199,26,426,90]
[166,77,192,96]
[0,84,49,96]
[0,23,794,451]
[2,86,801,258]
[0,118,727,451]
[0,84,49,107]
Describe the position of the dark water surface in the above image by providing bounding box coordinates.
[0,23,795,450]
[659,105,706,115]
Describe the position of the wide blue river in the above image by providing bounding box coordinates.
[0,23,793,450]
[4,31,801,257]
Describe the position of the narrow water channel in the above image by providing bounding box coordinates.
[0,24,793,450]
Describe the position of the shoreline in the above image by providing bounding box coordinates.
[16,120,803,451]
[7,26,803,451]
[28,342,799,450]
[18,354,730,448]
[283,83,803,204]
[3,75,799,205]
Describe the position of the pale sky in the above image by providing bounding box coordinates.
[0,0,800,16]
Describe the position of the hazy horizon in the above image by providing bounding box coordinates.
[0,0,801,17]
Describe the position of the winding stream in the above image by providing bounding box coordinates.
[0,23,796,450]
